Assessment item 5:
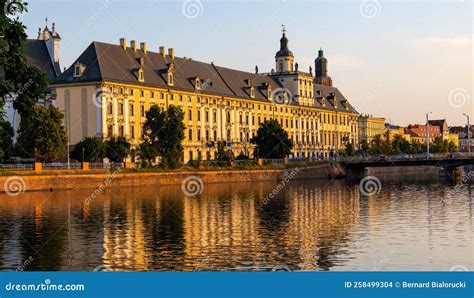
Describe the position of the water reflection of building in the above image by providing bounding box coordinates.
[286,182,360,270]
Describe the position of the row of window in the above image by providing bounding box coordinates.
[107,123,352,148]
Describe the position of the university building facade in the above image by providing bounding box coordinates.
[51,30,360,162]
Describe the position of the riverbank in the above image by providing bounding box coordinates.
[0,163,345,193]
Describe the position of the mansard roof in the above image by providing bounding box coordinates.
[53,41,357,113]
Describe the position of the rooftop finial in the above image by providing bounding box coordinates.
[45,16,48,28]
[281,24,286,35]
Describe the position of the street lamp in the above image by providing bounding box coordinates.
[61,109,70,169]
[463,113,471,154]
[426,112,432,159]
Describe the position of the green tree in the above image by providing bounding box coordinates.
[391,134,415,154]
[216,141,234,165]
[140,105,185,168]
[70,137,106,162]
[360,139,369,155]
[137,142,159,167]
[105,137,131,162]
[16,105,67,162]
[0,120,14,162]
[251,119,293,158]
[1,1,50,140]
[160,105,185,168]
[369,135,385,155]
[431,137,449,154]
[447,141,457,153]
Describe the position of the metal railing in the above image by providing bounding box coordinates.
[89,162,124,169]
[42,163,82,170]
[0,164,34,171]
[262,159,285,164]
[339,152,474,163]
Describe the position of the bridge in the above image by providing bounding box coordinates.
[339,153,474,179]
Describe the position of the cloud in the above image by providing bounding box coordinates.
[410,34,472,48]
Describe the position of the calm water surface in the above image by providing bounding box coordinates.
[0,173,472,271]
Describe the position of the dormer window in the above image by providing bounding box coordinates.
[250,87,255,99]
[267,84,272,100]
[73,61,85,78]
[195,77,201,90]
[166,62,175,86]
[138,68,144,82]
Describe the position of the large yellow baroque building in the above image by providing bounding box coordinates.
[52,30,360,162]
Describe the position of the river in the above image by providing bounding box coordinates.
[0,171,471,271]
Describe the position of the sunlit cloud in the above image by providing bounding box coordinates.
[410,34,472,48]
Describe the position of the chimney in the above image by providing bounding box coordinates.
[43,22,61,64]
[130,40,137,52]
[120,38,127,50]
[168,48,175,60]
[159,46,166,57]
[140,42,147,54]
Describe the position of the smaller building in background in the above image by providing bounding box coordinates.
[358,114,385,144]
[406,124,441,144]
[428,119,459,147]
[385,124,411,142]
[449,125,473,152]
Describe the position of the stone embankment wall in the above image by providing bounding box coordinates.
[0,164,342,192]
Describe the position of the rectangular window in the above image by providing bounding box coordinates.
[118,103,124,115]
[107,102,113,114]
[129,89,134,96]
[197,110,201,121]
[140,104,145,117]
[129,103,134,116]
[119,125,124,137]
[150,92,155,99]
[130,125,135,139]
[188,129,193,141]
[188,109,192,121]
[140,90,145,97]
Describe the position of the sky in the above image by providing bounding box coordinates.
[21,0,473,126]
